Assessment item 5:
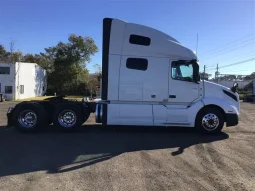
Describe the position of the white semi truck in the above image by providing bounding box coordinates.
[6,18,240,134]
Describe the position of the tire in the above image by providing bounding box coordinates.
[12,102,47,132]
[195,107,224,134]
[53,103,83,132]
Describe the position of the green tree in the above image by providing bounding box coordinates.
[93,63,102,82]
[0,42,23,63]
[200,72,212,80]
[23,53,53,72]
[87,75,99,98]
[0,44,6,60]
[45,34,98,95]
[244,72,255,80]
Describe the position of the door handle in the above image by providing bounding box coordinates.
[169,95,176,98]
[151,95,156,98]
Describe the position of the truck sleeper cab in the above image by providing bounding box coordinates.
[96,18,239,133]
[6,18,239,134]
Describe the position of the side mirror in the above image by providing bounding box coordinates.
[192,62,200,83]
[193,74,200,83]
[231,82,238,93]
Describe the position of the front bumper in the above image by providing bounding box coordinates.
[226,113,239,127]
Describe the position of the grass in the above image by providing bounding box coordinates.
[12,95,86,102]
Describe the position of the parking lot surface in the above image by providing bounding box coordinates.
[0,102,254,191]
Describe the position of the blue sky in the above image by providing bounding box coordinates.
[0,0,254,77]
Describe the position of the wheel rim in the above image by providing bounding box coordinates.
[58,109,77,127]
[18,110,37,128]
[202,113,219,131]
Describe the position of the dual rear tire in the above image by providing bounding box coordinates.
[13,102,47,132]
[53,103,84,132]
[13,102,89,132]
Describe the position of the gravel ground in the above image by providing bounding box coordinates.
[0,102,254,191]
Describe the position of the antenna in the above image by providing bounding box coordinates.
[196,33,198,57]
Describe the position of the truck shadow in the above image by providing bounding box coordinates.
[0,125,229,177]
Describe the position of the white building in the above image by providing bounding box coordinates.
[0,62,47,101]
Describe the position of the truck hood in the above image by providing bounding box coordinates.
[203,80,231,93]
[203,80,240,113]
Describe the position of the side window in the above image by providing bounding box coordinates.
[171,61,194,82]
[129,35,151,46]
[20,85,24,94]
[126,58,148,71]
[0,67,10,74]
[5,86,12,94]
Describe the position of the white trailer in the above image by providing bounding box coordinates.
[7,18,240,134]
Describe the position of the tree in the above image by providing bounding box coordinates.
[0,42,23,63]
[244,72,255,80]
[200,72,212,80]
[11,52,23,62]
[87,75,99,98]
[1,35,98,96]
[23,53,53,72]
[44,34,98,95]
[0,44,6,60]
[93,63,102,82]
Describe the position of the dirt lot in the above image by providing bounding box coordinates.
[0,102,254,191]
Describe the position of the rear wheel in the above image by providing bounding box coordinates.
[53,103,83,132]
[13,102,47,132]
[196,107,224,134]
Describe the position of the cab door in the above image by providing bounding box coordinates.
[168,60,199,103]
[166,60,200,124]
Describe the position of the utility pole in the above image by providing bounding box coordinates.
[215,63,219,83]
[196,34,198,57]
[203,65,206,80]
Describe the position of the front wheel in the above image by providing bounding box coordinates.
[196,107,225,134]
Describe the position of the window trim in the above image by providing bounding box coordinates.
[126,58,148,71]
[129,34,151,46]
[0,67,10,75]
[5,86,13,94]
[171,61,195,83]
[20,85,24,94]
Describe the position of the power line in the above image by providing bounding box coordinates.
[218,69,255,73]
[200,51,255,68]
[205,38,255,58]
[219,57,255,69]
[203,36,255,57]
[204,58,255,75]
[203,37,255,58]
[227,69,255,72]
[205,64,216,68]
[204,41,255,59]
[196,33,198,57]
[201,34,255,56]
[216,51,255,62]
